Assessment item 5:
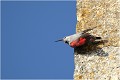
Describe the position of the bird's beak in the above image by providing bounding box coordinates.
[55,39,63,42]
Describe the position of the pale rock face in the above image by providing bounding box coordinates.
[74,0,120,80]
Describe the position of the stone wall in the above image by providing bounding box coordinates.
[74,0,120,80]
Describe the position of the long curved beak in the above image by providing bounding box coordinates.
[55,39,63,42]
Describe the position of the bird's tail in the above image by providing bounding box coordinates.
[95,37,102,39]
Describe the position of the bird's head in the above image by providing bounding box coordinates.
[55,36,70,44]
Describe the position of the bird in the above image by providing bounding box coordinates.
[55,27,101,48]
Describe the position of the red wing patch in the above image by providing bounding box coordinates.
[70,38,86,48]
[70,40,78,48]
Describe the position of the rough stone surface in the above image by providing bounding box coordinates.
[74,0,120,80]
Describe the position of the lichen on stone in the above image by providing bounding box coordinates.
[74,0,120,80]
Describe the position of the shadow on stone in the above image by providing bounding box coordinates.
[74,36,108,57]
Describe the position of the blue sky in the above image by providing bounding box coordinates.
[1,1,76,79]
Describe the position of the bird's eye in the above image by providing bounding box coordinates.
[64,37,66,39]
[65,41,69,44]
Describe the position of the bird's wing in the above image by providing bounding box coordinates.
[82,27,96,33]
[80,33,90,38]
